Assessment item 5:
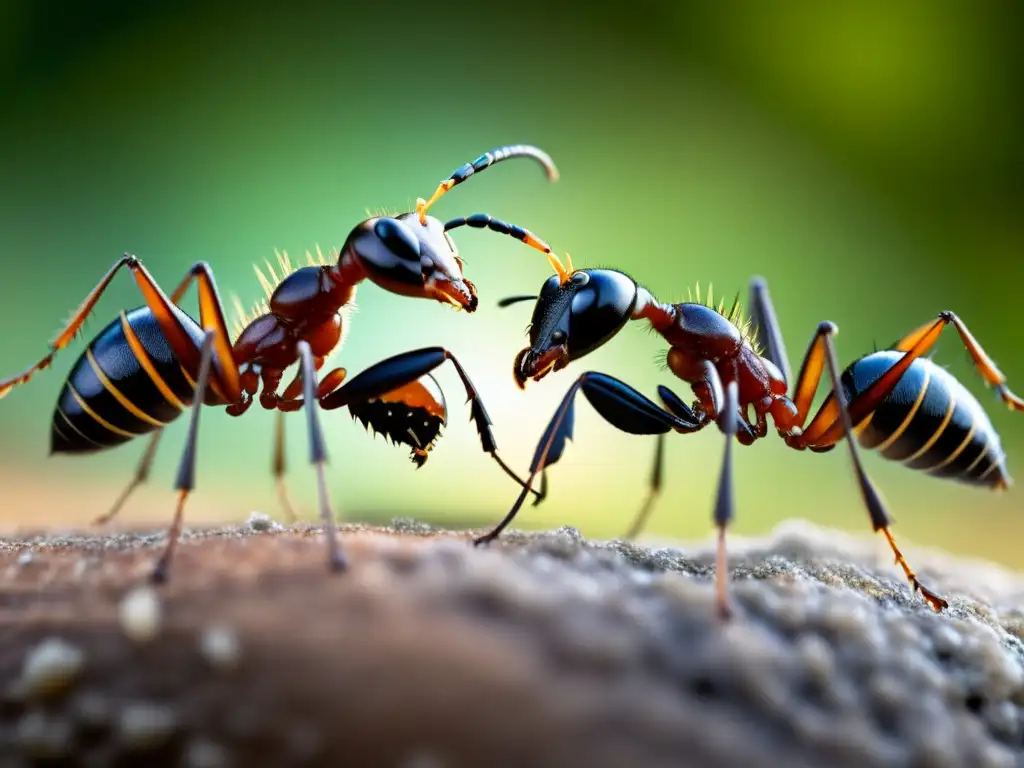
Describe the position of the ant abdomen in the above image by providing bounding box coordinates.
[51,306,213,455]
[843,351,1010,489]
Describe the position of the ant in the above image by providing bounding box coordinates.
[476,254,1023,618]
[0,144,558,582]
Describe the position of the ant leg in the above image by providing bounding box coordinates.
[150,332,215,584]
[622,433,665,541]
[277,366,347,412]
[801,311,1023,448]
[0,256,143,399]
[297,341,346,572]
[621,383,713,540]
[711,376,740,620]
[259,367,285,410]
[96,268,237,528]
[788,323,948,612]
[748,277,792,386]
[898,312,1023,412]
[269,356,326,522]
[319,347,544,500]
[272,366,349,521]
[823,325,947,611]
[155,262,241,401]
[0,257,241,403]
[280,356,325,401]
[226,365,259,417]
[272,411,299,523]
[93,430,164,526]
[474,372,703,546]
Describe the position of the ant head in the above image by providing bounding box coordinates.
[509,266,637,388]
[343,213,477,312]
[339,144,560,313]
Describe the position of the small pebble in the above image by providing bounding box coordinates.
[119,586,162,643]
[17,550,34,566]
[117,702,180,752]
[200,625,242,670]
[16,710,73,759]
[247,512,281,533]
[21,637,85,698]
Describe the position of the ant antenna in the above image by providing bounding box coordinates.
[497,295,539,308]
[547,252,573,285]
[417,144,559,224]
[444,214,552,255]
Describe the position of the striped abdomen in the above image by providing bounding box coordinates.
[51,306,209,454]
[843,351,1010,489]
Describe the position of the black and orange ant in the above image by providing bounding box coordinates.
[0,144,557,581]
[478,254,1023,617]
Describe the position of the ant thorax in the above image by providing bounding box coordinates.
[229,246,351,340]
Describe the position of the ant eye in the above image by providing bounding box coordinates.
[551,330,567,344]
[566,269,637,359]
[374,218,421,261]
[421,256,435,274]
[570,271,590,286]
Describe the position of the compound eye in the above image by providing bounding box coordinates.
[566,269,636,359]
[421,256,435,275]
[550,330,567,345]
[570,271,590,286]
[374,218,421,261]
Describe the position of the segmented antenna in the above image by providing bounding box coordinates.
[417,144,559,224]
[443,213,552,254]
[497,295,539,308]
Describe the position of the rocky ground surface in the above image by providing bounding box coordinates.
[1,517,1024,767]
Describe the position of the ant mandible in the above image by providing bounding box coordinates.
[477,254,1023,618]
[0,144,557,582]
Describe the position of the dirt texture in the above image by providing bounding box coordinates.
[2,517,1024,768]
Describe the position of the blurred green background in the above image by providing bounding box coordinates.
[1,1,1022,566]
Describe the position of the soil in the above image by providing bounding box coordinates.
[2,518,1024,767]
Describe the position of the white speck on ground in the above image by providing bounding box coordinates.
[199,625,241,671]
[118,585,162,643]
[246,512,281,533]
[20,637,85,699]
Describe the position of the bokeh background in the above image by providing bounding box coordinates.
[1,1,1022,566]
